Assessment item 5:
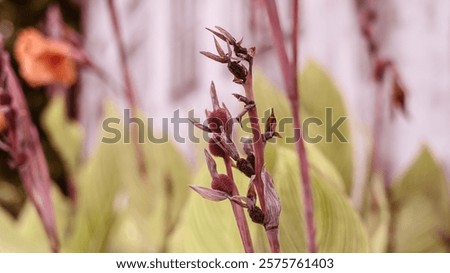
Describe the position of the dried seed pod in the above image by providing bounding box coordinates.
[248,206,265,225]
[211,174,233,195]
[237,158,255,178]
[228,61,248,84]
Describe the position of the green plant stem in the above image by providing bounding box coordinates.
[263,0,317,252]
[224,156,254,253]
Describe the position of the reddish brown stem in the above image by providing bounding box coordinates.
[243,72,266,212]
[107,0,148,180]
[263,0,317,252]
[243,69,281,253]
[266,228,280,252]
[224,156,254,253]
[44,5,77,204]
[1,48,59,252]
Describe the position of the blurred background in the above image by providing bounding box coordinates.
[0,0,449,252]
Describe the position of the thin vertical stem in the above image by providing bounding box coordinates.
[107,0,148,180]
[224,156,254,253]
[266,228,280,252]
[243,71,266,212]
[263,0,317,252]
[243,68,280,253]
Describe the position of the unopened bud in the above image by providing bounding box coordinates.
[208,136,227,158]
[248,206,264,225]
[211,174,234,195]
[237,158,255,178]
[207,108,229,133]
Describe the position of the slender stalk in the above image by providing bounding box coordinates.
[356,0,400,252]
[107,0,148,179]
[224,156,254,253]
[243,71,266,212]
[263,0,317,252]
[1,48,59,252]
[243,68,281,253]
[44,5,77,204]
[266,228,280,252]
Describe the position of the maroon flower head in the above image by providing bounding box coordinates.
[207,108,229,133]
[211,174,234,195]
[208,135,227,158]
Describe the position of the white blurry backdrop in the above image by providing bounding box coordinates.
[79,0,450,207]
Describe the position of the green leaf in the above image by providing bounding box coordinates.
[390,148,450,252]
[168,162,256,252]
[273,147,368,252]
[171,145,367,252]
[41,95,83,173]
[62,138,125,252]
[97,105,191,252]
[0,187,71,252]
[254,65,353,193]
[299,62,353,193]
[253,70,293,151]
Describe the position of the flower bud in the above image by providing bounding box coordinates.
[211,174,233,195]
[207,108,229,133]
[248,206,264,225]
[237,158,254,178]
[208,136,226,158]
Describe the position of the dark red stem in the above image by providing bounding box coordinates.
[243,67,281,253]
[107,0,148,179]
[263,0,317,252]
[224,156,254,253]
[243,71,266,212]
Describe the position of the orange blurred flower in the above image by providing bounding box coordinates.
[14,28,77,87]
[0,112,7,133]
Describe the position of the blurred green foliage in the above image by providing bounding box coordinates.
[0,59,448,252]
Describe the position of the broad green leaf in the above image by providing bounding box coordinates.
[41,95,83,173]
[168,161,259,252]
[299,62,353,193]
[274,147,368,252]
[39,99,191,252]
[62,138,124,252]
[98,105,191,252]
[0,207,42,252]
[106,140,191,252]
[254,71,345,193]
[172,145,367,252]
[254,66,353,193]
[253,71,293,151]
[0,187,71,252]
[390,148,450,252]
